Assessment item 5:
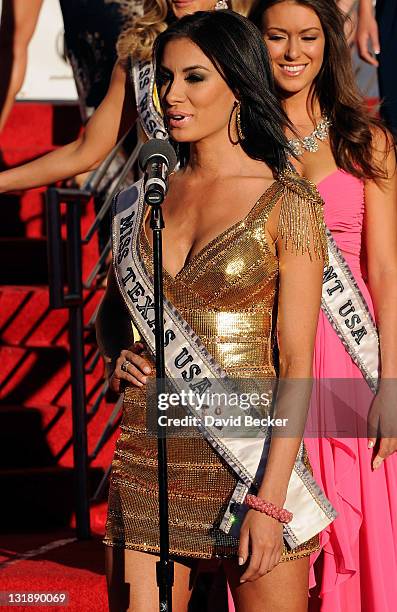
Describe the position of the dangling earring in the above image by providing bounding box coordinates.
[236,101,245,141]
[215,0,228,10]
[228,101,244,145]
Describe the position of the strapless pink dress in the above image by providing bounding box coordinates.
[307,169,397,611]
[228,169,397,611]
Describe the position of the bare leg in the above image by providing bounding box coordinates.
[225,556,309,612]
[0,0,44,132]
[105,546,195,612]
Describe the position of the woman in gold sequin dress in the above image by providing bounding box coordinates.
[96,11,332,612]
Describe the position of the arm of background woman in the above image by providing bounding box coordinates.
[0,61,136,193]
[364,129,397,466]
[238,184,327,582]
[356,0,380,66]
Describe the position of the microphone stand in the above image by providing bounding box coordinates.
[149,199,174,612]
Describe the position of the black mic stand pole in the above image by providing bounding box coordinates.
[149,198,174,612]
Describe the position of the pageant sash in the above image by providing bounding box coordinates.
[322,230,379,393]
[111,180,336,548]
[131,59,168,140]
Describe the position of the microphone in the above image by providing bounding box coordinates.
[138,139,177,205]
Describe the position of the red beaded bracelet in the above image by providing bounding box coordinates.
[245,494,293,524]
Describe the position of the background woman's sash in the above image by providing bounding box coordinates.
[322,230,379,393]
[131,59,167,140]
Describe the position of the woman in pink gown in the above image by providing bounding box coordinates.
[230,0,397,610]
[308,170,397,611]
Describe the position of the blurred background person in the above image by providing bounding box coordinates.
[59,0,142,121]
[357,0,397,136]
[0,0,44,132]
[0,0,140,132]
[0,1,249,194]
[0,0,141,264]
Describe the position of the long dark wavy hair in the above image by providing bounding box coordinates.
[250,0,391,181]
[153,10,294,173]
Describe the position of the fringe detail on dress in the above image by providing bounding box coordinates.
[277,170,329,264]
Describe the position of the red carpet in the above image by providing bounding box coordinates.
[0,530,108,611]
[0,104,112,609]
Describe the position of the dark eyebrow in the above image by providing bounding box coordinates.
[159,64,210,74]
[183,65,211,72]
[267,26,321,33]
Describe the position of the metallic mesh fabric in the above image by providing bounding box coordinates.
[103,175,327,559]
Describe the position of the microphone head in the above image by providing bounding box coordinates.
[138,139,178,173]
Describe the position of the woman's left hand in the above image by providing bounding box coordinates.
[367,381,397,469]
[238,509,283,583]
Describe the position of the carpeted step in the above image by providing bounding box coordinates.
[0,285,69,348]
[0,402,117,532]
[0,104,80,166]
[1,104,101,277]
[0,465,105,530]
[0,404,63,468]
[0,285,103,348]
[0,343,105,407]
[0,237,59,284]
[0,344,70,406]
[0,189,47,240]
[0,104,80,241]
[0,102,117,550]
[0,398,119,471]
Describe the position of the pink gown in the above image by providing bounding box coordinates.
[306,169,397,611]
[228,169,397,611]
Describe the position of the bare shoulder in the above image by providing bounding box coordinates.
[370,124,394,148]
[369,125,396,169]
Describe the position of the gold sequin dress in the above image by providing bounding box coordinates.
[97,173,327,560]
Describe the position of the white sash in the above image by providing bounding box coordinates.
[322,230,379,393]
[111,180,336,548]
[131,59,168,140]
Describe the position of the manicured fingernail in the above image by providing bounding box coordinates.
[240,579,246,583]
[368,440,375,449]
[373,458,383,470]
[374,49,380,55]
[144,367,151,374]
[238,557,245,566]
[141,377,147,384]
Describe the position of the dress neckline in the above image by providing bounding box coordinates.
[316,168,343,187]
[141,179,280,281]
